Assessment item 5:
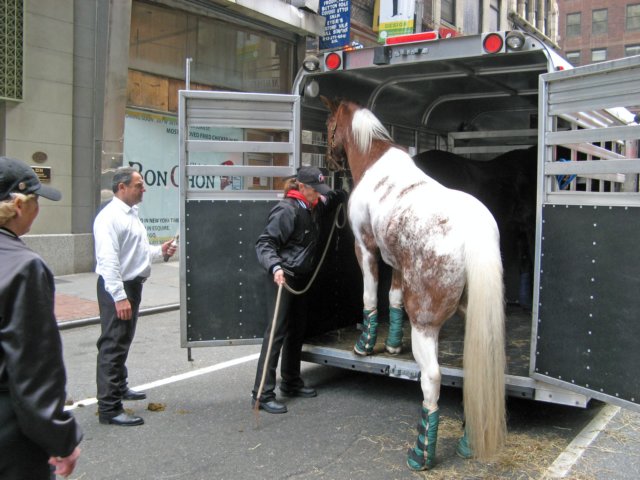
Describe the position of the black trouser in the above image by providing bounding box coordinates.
[0,393,54,480]
[252,274,309,401]
[96,276,143,415]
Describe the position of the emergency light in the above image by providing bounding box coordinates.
[384,31,438,45]
[483,33,504,54]
[324,52,343,71]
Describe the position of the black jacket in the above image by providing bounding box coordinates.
[0,229,82,458]
[256,190,344,277]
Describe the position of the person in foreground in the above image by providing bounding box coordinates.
[93,167,176,426]
[0,156,82,478]
[252,166,345,414]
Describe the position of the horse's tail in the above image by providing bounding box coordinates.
[462,226,507,460]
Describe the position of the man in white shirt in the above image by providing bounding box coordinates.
[93,167,176,426]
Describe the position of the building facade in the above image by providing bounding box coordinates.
[1,0,559,273]
[0,0,323,273]
[557,0,640,66]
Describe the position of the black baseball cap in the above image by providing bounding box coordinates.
[296,166,331,195]
[0,156,62,201]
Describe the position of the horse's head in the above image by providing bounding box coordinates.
[321,97,394,182]
[321,96,351,172]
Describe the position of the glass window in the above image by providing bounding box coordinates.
[591,48,607,62]
[566,51,581,66]
[625,44,640,56]
[129,2,294,94]
[566,12,581,37]
[592,9,607,35]
[627,4,640,31]
[489,0,500,31]
[442,0,455,24]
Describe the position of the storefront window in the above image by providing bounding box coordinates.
[129,1,294,95]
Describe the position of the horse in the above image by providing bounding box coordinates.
[413,147,538,309]
[321,97,506,470]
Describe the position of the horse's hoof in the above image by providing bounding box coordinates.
[353,345,373,356]
[455,436,473,459]
[406,448,431,471]
[406,459,428,471]
[385,344,402,355]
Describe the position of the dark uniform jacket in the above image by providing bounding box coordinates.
[0,228,82,463]
[256,190,344,277]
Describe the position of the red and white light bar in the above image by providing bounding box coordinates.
[384,30,439,46]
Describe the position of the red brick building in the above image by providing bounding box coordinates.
[557,0,640,65]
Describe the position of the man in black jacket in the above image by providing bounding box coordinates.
[252,166,345,414]
[0,156,82,479]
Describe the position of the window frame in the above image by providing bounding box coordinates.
[592,8,608,35]
[627,4,640,31]
[566,12,582,38]
[441,0,455,25]
[624,44,640,56]
[566,51,581,66]
[591,48,607,62]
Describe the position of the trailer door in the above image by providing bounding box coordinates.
[178,91,299,348]
[533,56,640,412]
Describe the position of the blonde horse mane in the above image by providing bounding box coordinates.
[351,108,393,154]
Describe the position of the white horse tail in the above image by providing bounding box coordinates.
[462,227,507,460]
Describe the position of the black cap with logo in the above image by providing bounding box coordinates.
[0,156,61,201]
[296,166,331,195]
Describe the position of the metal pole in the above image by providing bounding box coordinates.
[185,57,193,90]
[415,0,423,33]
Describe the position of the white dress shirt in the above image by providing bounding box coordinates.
[93,197,162,302]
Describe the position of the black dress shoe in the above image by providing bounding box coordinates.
[279,385,317,398]
[122,389,147,401]
[251,398,287,414]
[99,412,144,426]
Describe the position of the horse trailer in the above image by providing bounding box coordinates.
[178,30,640,413]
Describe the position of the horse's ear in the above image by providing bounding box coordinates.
[320,96,338,113]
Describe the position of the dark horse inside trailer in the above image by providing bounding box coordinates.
[413,147,537,308]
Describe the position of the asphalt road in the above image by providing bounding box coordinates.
[60,311,624,480]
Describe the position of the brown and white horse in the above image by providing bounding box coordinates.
[322,98,506,470]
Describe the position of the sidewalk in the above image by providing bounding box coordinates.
[54,260,180,325]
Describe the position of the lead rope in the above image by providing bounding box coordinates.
[253,202,346,424]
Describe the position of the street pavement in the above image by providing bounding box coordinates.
[53,261,639,479]
[54,259,180,326]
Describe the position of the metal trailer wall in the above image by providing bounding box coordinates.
[178,35,640,412]
[179,91,301,347]
[533,55,640,413]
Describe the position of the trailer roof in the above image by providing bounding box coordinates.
[299,39,554,134]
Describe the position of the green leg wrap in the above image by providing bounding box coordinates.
[406,406,439,471]
[354,309,378,356]
[456,426,473,459]
[385,306,404,354]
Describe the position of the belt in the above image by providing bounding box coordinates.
[124,276,147,284]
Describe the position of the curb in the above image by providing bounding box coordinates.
[58,303,180,330]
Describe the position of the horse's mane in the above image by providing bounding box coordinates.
[351,106,392,153]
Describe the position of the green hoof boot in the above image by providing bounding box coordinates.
[406,406,439,471]
[385,306,405,354]
[354,309,378,356]
[456,428,473,459]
